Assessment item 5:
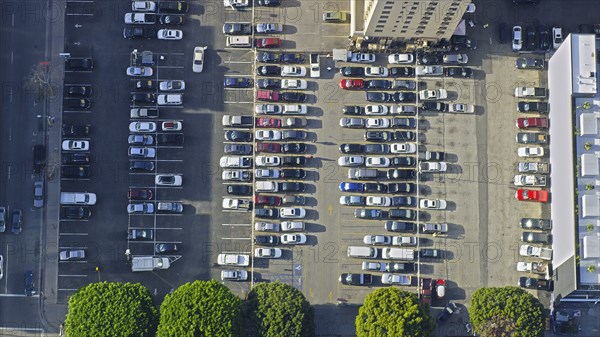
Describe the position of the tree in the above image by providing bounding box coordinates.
[355,287,435,337]
[157,280,244,337]
[64,282,158,337]
[469,287,544,337]
[25,62,57,102]
[245,282,315,337]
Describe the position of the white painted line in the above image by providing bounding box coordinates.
[11,51,13,64]
[63,110,92,113]
[225,88,253,91]
[59,233,89,236]
[224,101,254,104]
[66,13,94,16]
[58,274,88,277]
[60,219,89,222]
[222,210,252,213]
[3,246,8,291]
[155,214,182,217]
[156,146,184,149]
[221,251,252,254]
[0,293,39,298]
[222,237,252,240]
[224,48,252,51]
[224,61,252,64]
[155,159,184,162]
[157,66,184,69]
[11,14,14,27]
[9,88,12,102]
[57,288,79,291]
[223,223,251,226]
[59,261,88,264]
[0,327,43,331]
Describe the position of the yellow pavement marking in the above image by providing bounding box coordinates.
[309,287,314,298]
[328,205,333,216]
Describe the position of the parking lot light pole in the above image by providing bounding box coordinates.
[95,266,100,282]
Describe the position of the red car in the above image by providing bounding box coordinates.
[255,142,282,153]
[256,89,280,102]
[339,78,365,90]
[256,117,282,128]
[515,189,549,202]
[256,38,280,48]
[128,188,153,200]
[516,117,549,129]
[254,194,282,206]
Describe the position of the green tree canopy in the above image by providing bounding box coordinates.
[469,286,544,337]
[65,281,158,337]
[246,282,315,337]
[355,287,435,337]
[157,279,244,337]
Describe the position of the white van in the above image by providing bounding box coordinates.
[347,246,378,258]
[255,181,278,192]
[226,36,252,48]
[309,53,320,78]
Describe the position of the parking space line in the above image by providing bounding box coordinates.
[222,210,253,213]
[57,289,80,292]
[222,237,252,240]
[221,251,252,254]
[225,88,253,91]
[61,178,90,181]
[224,101,254,104]
[0,293,39,298]
[224,61,253,64]
[222,223,251,226]
[157,66,185,69]
[156,146,183,149]
[63,110,91,113]
[59,261,88,264]
[155,159,184,162]
[156,227,183,230]
[58,274,88,277]
[224,74,253,77]
[66,13,94,16]
[128,172,155,176]
[64,71,92,74]
[59,233,89,236]
[156,214,182,217]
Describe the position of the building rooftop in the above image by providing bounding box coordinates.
[571,34,597,95]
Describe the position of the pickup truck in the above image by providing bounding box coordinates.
[415,66,443,76]
[339,273,373,286]
[514,87,547,98]
[513,174,547,187]
[60,192,97,205]
[219,156,252,168]
[518,162,549,173]
[222,115,254,127]
[419,89,448,100]
[517,261,550,277]
[130,108,158,118]
[157,202,183,213]
[256,89,280,102]
[381,273,412,285]
[222,198,251,210]
[519,244,553,260]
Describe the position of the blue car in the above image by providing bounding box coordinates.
[224,77,252,88]
[339,182,364,193]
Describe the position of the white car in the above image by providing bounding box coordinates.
[62,140,89,151]
[127,203,154,214]
[448,103,474,113]
[281,234,307,244]
[391,105,417,115]
[159,80,185,91]
[364,66,389,77]
[552,27,563,49]
[59,249,86,261]
[162,121,182,131]
[157,94,182,105]
[283,104,307,115]
[255,156,281,167]
[513,26,522,52]
[126,66,153,77]
[281,79,307,90]
[338,156,365,167]
[158,29,182,40]
[281,221,305,231]
[128,147,156,158]
[365,157,390,168]
[350,52,376,63]
[388,53,414,64]
[155,174,183,186]
[220,270,248,281]
[224,0,249,8]
[222,170,250,182]
[217,253,250,266]
[390,143,417,154]
[420,162,448,173]
[392,236,417,246]
[281,66,307,77]
[517,147,544,157]
[132,1,156,11]
[365,105,389,116]
[381,273,411,285]
[363,235,392,245]
[0,255,3,280]
[366,118,390,129]
[254,248,282,258]
[419,199,447,210]
[255,23,283,33]
[255,104,283,115]
[255,169,280,178]
[418,89,447,100]
[255,130,282,141]
[279,207,306,219]
[124,13,156,24]
[255,222,280,232]
[366,196,391,207]
[193,46,207,73]
[129,122,156,133]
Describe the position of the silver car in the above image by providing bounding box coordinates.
[59,249,86,261]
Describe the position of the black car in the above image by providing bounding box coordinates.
[66,58,93,70]
[417,53,441,65]
[33,144,46,173]
[421,102,447,112]
[123,27,157,39]
[155,243,179,254]
[66,85,92,97]
[281,156,306,166]
[339,273,373,286]
[257,65,280,76]
[255,208,279,219]
[424,151,445,161]
[25,271,35,296]
[420,249,442,258]
[385,221,417,232]
[578,24,593,34]
[64,98,91,110]
[437,302,457,322]
[128,229,154,240]
[365,80,392,90]
[364,183,387,193]
[135,80,156,90]
[281,92,306,102]
[340,66,365,77]
[390,157,416,167]
[224,144,252,155]
[156,133,184,145]
[364,144,389,154]
[11,209,22,234]
[518,101,548,113]
[256,52,280,63]
[131,93,156,103]
[280,170,307,179]
[158,1,188,13]
[257,0,280,6]
[366,92,392,103]
[444,67,472,78]
[525,25,537,50]
[225,130,252,142]
[62,153,90,165]
[387,169,416,180]
[450,35,477,50]
[224,77,252,88]
[391,118,416,129]
[393,92,416,103]
[282,143,306,153]
[388,209,417,220]
[518,277,553,291]
[62,124,90,137]
[392,131,416,141]
[343,106,364,115]
[364,131,391,142]
[538,25,550,50]
[389,67,415,77]
[227,185,252,196]
[257,79,281,89]
[391,196,417,207]
[387,183,416,194]
[62,206,91,219]
[62,166,90,179]
[280,182,306,192]
[129,161,155,172]
[280,53,305,64]
[159,14,184,25]
[254,235,280,246]
[498,22,510,44]
[222,22,252,35]
[339,143,364,154]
